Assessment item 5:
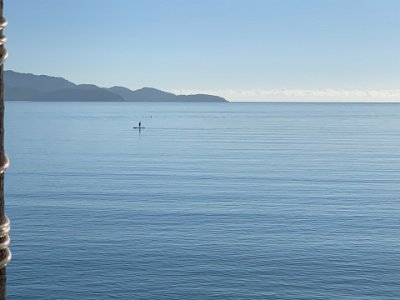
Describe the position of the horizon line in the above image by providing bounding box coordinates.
[6,70,400,102]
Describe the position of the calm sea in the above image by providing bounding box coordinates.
[4,102,400,299]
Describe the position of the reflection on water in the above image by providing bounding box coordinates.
[5,102,400,299]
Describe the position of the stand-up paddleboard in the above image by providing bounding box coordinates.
[133,127,145,129]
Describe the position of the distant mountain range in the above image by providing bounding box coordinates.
[4,70,228,103]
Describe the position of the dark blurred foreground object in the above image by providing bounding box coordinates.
[0,0,11,299]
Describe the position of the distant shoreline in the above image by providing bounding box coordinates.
[4,70,229,103]
[6,100,400,104]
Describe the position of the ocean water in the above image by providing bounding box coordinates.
[4,102,400,299]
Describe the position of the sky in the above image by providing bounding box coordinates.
[4,0,400,101]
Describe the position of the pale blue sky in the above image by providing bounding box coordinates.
[5,0,400,101]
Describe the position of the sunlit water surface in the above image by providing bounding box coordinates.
[5,102,400,299]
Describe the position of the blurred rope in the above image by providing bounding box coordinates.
[0,1,10,299]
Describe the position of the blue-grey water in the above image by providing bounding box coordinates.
[5,102,400,299]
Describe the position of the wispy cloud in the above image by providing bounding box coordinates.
[170,89,400,102]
